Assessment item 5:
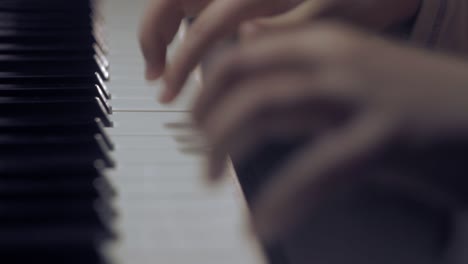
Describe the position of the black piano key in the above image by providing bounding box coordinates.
[0,97,112,126]
[0,89,112,115]
[0,198,115,232]
[0,10,95,24]
[0,1,92,12]
[0,194,115,219]
[0,236,112,264]
[0,43,96,58]
[0,136,115,168]
[0,118,114,150]
[0,164,106,180]
[0,226,113,249]
[0,183,111,207]
[0,247,109,264]
[0,176,115,200]
[0,21,93,30]
[0,17,94,30]
[0,56,109,80]
[0,159,108,177]
[0,28,97,39]
[0,143,113,172]
[0,84,110,102]
[0,69,110,81]
[94,43,109,67]
[0,51,109,68]
[0,73,111,98]
[0,2,115,259]
[0,168,116,204]
[0,30,107,54]
[0,43,108,59]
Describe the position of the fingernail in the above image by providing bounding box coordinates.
[158,89,174,103]
[145,64,163,80]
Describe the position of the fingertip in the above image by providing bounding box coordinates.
[200,158,224,188]
[158,88,176,103]
[252,197,291,244]
[207,159,224,182]
[251,212,279,244]
[204,151,228,184]
[244,217,261,241]
[145,64,163,80]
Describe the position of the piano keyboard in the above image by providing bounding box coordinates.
[0,0,264,263]
[0,0,115,263]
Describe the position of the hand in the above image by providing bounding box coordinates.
[139,0,302,102]
[240,0,421,37]
[140,0,421,103]
[192,23,468,242]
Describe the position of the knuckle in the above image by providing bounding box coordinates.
[187,19,209,40]
[309,22,368,62]
[212,49,245,81]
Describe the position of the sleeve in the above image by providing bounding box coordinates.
[411,0,468,57]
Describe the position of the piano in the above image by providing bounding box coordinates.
[0,0,264,263]
[2,0,465,264]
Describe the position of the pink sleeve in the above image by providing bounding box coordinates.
[411,0,468,56]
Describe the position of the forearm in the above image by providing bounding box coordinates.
[411,0,468,56]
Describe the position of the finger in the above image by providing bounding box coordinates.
[251,112,395,242]
[161,0,293,103]
[206,148,229,184]
[194,22,361,116]
[139,0,184,80]
[192,33,316,121]
[201,72,358,181]
[193,64,312,124]
[202,73,310,181]
[239,0,333,40]
[205,113,326,183]
[194,43,361,126]
[210,110,333,181]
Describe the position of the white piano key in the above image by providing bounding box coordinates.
[101,0,266,263]
[111,97,194,112]
[112,135,180,149]
[109,112,191,136]
[114,149,200,164]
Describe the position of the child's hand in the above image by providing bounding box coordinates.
[193,22,468,242]
[139,0,302,102]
